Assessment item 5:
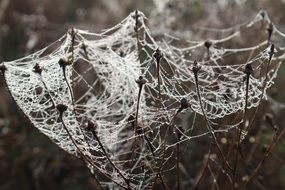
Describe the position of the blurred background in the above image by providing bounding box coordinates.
[1,0,285,189]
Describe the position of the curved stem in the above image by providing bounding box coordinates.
[59,114,107,189]
[91,129,131,189]
[194,72,232,173]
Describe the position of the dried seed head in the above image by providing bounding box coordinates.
[58,58,72,67]
[153,48,163,63]
[56,104,68,113]
[191,60,201,75]
[0,62,7,73]
[133,9,140,20]
[86,120,97,132]
[33,63,42,74]
[180,98,190,110]
[260,9,266,19]
[136,76,147,86]
[244,64,253,75]
[68,28,76,38]
[204,40,212,49]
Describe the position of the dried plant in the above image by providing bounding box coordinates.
[1,8,285,190]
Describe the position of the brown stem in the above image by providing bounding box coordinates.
[192,62,232,173]
[193,144,213,190]
[232,71,250,189]
[90,125,131,190]
[176,132,181,190]
[143,132,168,190]
[246,44,275,132]
[57,108,107,189]
[241,125,285,189]
[153,48,163,99]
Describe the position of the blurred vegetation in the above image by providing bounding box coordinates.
[1,0,285,189]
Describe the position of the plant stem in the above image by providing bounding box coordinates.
[241,125,285,189]
[193,144,213,190]
[232,73,250,189]
[193,66,232,173]
[91,126,131,190]
[58,112,106,190]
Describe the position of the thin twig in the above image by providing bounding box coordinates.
[88,121,131,190]
[232,64,252,189]
[241,125,285,189]
[192,61,232,172]
[153,48,163,99]
[143,132,168,190]
[57,107,107,190]
[245,44,275,132]
[193,144,213,190]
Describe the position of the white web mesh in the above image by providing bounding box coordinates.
[1,10,285,189]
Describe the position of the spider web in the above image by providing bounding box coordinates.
[1,10,285,189]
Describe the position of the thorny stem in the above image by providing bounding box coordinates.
[192,61,232,172]
[233,63,253,190]
[87,121,131,190]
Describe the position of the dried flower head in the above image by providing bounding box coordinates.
[244,64,253,75]
[192,60,201,75]
[136,76,147,86]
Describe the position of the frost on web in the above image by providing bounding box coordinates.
[1,10,285,189]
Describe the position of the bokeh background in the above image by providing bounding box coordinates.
[1,0,285,189]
